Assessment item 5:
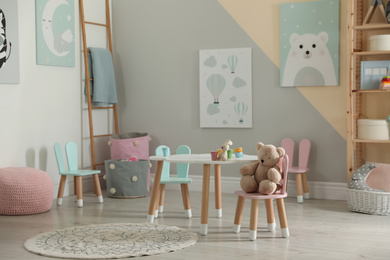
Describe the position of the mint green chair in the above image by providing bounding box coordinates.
[154,145,192,218]
[54,141,103,208]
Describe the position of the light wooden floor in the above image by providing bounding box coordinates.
[1,190,390,260]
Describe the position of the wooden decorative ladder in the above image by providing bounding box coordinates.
[79,0,119,171]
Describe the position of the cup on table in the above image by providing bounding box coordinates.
[235,152,243,158]
[162,147,170,157]
[227,149,233,159]
[210,151,218,161]
[234,147,243,158]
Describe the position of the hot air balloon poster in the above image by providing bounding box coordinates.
[35,0,75,67]
[0,0,20,84]
[199,48,252,128]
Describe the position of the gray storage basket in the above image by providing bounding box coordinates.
[105,159,148,198]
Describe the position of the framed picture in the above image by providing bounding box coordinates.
[35,0,75,67]
[280,0,339,87]
[199,48,252,128]
[0,0,20,84]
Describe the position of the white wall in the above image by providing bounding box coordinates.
[0,0,347,200]
[111,0,347,184]
[0,0,111,197]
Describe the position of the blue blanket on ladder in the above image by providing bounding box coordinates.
[86,47,118,106]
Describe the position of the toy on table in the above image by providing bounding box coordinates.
[217,139,233,161]
[379,74,390,89]
[227,149,233,159]
[239,142,285,195]
[234,147,243,158]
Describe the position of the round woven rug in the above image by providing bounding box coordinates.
[24,223,198,259]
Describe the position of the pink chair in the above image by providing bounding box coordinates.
[281,138,311,203]
[233,155,289,240]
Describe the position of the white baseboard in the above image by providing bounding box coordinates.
[155,175,347,201]
[57,174,347,201]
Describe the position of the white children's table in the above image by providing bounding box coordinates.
[148,153,258,235]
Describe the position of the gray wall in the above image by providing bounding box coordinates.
[111,0,346,183]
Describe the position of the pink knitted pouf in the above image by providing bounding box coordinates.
[0,167,54,215]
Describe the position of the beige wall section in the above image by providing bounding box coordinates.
[218,0,347,139]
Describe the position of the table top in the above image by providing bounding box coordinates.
[149,153,258,165]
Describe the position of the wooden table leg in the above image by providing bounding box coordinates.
[147,160,163,222]
[158,184,166,213]
[201,164,211,236]
[154,184,160,218]
[214,164,222,218]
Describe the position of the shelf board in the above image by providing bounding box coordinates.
[352,89,390,93]
[353,23,390,30]
[353,139,390,143]
[353,50,390,56]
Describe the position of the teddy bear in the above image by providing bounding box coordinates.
[239,142,285,195]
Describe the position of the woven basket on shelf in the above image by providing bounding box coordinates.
[346,188,390,216]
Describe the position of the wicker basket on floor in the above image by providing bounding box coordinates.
[346,188,390,215]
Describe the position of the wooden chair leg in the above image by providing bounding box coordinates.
[296,173,303,203]
[93,174,103,203]
[302,173,310,199]
[75,176,83,208]
[57,175,67,205]
[93,175,97,195]
[233,196,245,233]
[249,199,259,241]
[158,184,166,213]
[276,198,289,238]
[180,183,192,218]
[264,199,275,232]
[73,176,77,195]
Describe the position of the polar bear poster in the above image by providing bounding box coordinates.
[280,0,339,87]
